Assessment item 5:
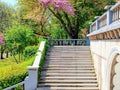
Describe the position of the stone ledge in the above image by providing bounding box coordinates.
[87,21,120,40]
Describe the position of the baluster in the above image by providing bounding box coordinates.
[113,11,115,22]
[61,40,63,45]
[77,40,79,45]
[54,40,56,45]
[57,40,59,46]
[70,40,72,45]
[117,8,119,20]
[63,40,65,46]
[65,40,67,45]
[68,40,70,45]
[119,7,120,20]
[116,8,118,21]
[115,9,117,21]
[55,40,57,45]
[51,39,53,46]
[66,40,68,45]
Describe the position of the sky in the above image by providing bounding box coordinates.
[0,0,17,6]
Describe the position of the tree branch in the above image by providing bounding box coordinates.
[48,8,72,37]
[64,12,73,32]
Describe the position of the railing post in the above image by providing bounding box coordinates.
[86,38,90,46]
[96,19,99,30]
[90,24,92,33]
[107,9,113,25]
[24,66,39,90]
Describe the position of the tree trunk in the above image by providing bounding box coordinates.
[1,51,4,59]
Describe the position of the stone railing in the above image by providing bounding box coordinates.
[88,1,120,40]
[49,38,90,46]
[3,81,24,90]
[24,41,46,90]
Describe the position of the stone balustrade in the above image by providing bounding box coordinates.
[24,41,46,90]
[49,38,90,46]
[88,1,120,40]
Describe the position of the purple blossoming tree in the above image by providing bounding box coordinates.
[38,0,80,39]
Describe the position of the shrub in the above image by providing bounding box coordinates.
[0,73,27,89]
[0,56,35,89]
[23,46,38,59]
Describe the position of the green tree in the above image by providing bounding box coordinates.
[5,24,38,63]
[0,1,16,33]
[18,0,115,39]
[18,0,51,36]
[38,0,115,39]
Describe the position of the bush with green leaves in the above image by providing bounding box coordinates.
[5,24,38,52]
[0,56,35,89]
[5,24,38,63]
[23,46,38,58]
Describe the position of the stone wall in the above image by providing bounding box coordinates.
[90,39,120,90]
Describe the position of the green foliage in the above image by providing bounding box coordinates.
[6,24,38,50]
[23,46,38,58]
[0,1,15,33]
[38,36,47,42]
[0,73,27,89]
[14,85,23,90]
[51,28,69,39]
[0,56,35,89]
[5,24,38,62]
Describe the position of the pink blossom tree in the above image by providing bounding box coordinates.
[38,0,79,39]
[0,34,4,45]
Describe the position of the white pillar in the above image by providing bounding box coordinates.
[24,66,39,90]
[107,9,113,25]
[96,19,99,30]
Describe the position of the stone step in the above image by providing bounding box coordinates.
[37,87,99,90]
[49,47,90,51]
[48,49,90,51]
[44,64,93,66]
[39,80,98,83]
[50,46,90,48]
[41,73,96,77]
[46,57,91,59]
[47,52,91,55]
[41,70,94,73]
[44,62,92,65]
[42,67,94,70]
[49,51,90,53]
[49,47,90,50]
[40,77,97,80]
[44,61,92,63]
[43,65,94,67]
[38,83,98,87]
[37,46,99,90]
[46,56,91,58]
[46,54,91,57]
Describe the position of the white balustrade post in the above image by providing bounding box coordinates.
[24,66,39,90]
[107,9,113,25]
[96,19,99,30]
[90,24,92,33]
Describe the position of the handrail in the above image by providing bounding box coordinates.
[24,41,46,90]
[3,81,24,90]
[49,38,88,46]
[89,1,120,36]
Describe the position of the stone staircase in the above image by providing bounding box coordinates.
[37,46,99,90]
